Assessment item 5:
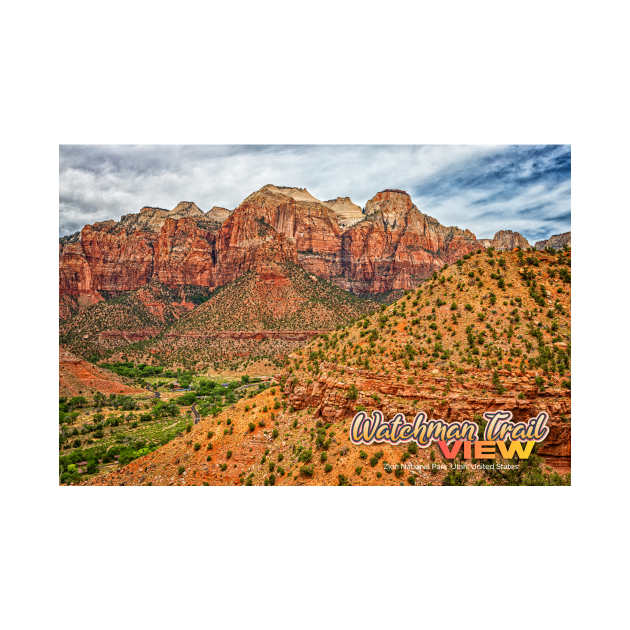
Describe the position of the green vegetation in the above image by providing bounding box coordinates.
[100,362,170,379]
[59,369,270,484]
[59,282,206,361]
[484,451,571,486]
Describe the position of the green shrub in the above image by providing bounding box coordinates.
[300,465,314,477]
[338,474,351,486]
[347,384,358,401]
[298,448,312,464]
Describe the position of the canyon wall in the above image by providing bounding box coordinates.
[535,231,571,250]
[59,186,526,316]
[479,229,531,250]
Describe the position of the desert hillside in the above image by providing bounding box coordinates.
[117,262,379,370]
[87,246,571,486]
[59,282,208,361]
[59,347,146,397]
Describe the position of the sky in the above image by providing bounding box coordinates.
[59,145,570,243]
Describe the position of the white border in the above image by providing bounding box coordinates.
[4,1,629,628]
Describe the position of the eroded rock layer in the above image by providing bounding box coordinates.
[60,187,486,315]
[479,229,530,250]
[535,232,571,250]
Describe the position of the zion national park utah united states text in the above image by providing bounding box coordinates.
[59,146,571,486]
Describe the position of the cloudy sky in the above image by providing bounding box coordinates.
[59,145,570,243]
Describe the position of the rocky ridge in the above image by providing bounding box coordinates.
[108,262,379,368]
[59,185,487,317]
[479,229,530,250]
[535,232,571,250]
[323,196,364,228]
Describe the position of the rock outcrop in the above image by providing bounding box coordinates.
[206,206,231,223]
[59,186,484,315]
[479,229,530,250]
[535,231,571,250]
[337,190,481,293]
[323,196,364,228]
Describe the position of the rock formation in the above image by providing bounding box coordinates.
[323,196,364,228]
[535,231,571,250]
[337,190,481,293]
[479,229,530,250]
[59,186,486,316]
[206,206,231,223]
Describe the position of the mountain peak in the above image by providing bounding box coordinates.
[257,185,321,204]
[322,196,364,228]
[535,231,571,251]
[480,229,530,250]
[206,206,231,223]
[139,206,168,214]
[364,189,415,226]
[171,201,203,217]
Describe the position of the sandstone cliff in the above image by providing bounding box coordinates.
[59,186,483,316]
[535,231,571,250]
[337,190,481,293]
[479,229,530,250]
[323,196,364,228]
[206,206,231,223]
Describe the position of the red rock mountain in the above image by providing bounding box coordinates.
[479,229,530,250]
[205,206,231,223]
[59,186,487,317]
[323,196,364,228]
[338,190,480,293]
[535,231,571,250]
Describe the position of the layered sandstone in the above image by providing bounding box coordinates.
[535,231,571,250]
[283,365,570,471]
[60,185,483,315]
[337,190,481,293]
[323,196,364,228]
[206,206,231,223]
[259,185,322,203]
[479,229,530,250]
